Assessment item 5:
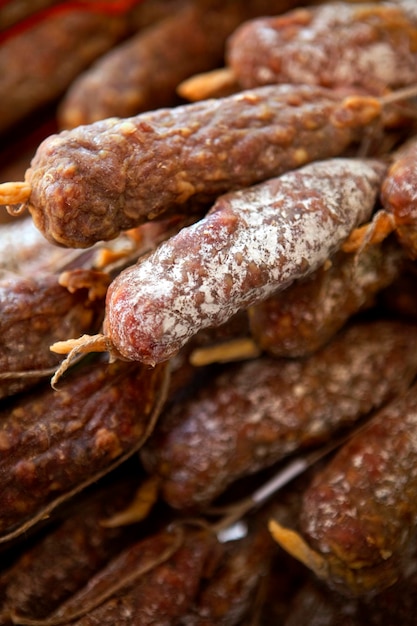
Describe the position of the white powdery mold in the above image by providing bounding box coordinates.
[266,2,417,90]
[106,158,386,364]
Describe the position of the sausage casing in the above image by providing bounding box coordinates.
[104,158,385,365]
[272,381,417,596]
[141,319,417,509]
[22,85,381,247]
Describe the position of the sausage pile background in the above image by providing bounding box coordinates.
[1,0,417,623]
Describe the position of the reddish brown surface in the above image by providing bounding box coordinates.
[0,357,167,539]
[141,319,417,510]
[0,9,130,133]
[0,474,140,622]
[300,382,417,595]
[0,273,101,398]
[227,3,417,94]
[183,525,274,625]
[381,135,417,258]
[249,239,404,357]
[104,158,385,365]
[59,0,306,128]
[63,530,213,626]
[25,84,381,247]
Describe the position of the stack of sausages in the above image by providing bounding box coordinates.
[1,1,417,624]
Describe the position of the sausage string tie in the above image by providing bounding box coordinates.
[50,334,114,388]
[0,181,31,208]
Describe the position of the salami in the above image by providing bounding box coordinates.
[181,524,274,626]
[226,2,417,94]
[0,272,101,399]
[1,84,383,248]
[248,238,404,357]
[270,381,417,595]
[283,559,417,626]
[59,0,304,128]
[347,134,417,259]
[141,319,417,510]
[49,528,212,626]
[100,157,385,365]
[0,356,168,543]
[0,216,77,276]
[0,7,132,134]
[0,475,141,623]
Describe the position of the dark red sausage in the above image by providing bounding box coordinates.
[104,158,385,365]
[270,381,417,596]
[8,84,382,247]
[0,357,168,543]
[59,0,305,128]
[0,272,102,399]
[226,2,417,94]
[141,320,417,510]
[381,135,417,258]
[248,238,404,357]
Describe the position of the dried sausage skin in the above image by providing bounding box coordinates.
[0,358,167,542]
[23,84,381,247]
[58,0,304,128]
[226,3,417,93]
[272,381,417,596]
[0,476,140,622]
[248,239,404,357]
[55,529,213,626]
[141,320,417,510]
[0,8,130,133]
[0,273,100,399]
[104,158,386,365]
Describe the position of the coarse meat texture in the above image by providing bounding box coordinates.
[0,357,168,542]
[270,381,417,596]
[381,134,417,258]
[2,0,417,622]
[22,84,381,247]
[248,238,404,357]
[226,2,417,94]
[141,319,417,510]
[58,0,305,127]
[0,273,100,399]
[103,158,385,365]
[0,473,141,623]
[0,9,130,134]
[50,529,214,626]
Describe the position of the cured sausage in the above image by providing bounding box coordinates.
[0,272,101,399]
[248,238,404,357]
[270,381,417,595]
[226,2,417,94]
[0,217,78,276]
[101,158,385,365]
[0,356,168,543]
[347,134,417,259]
[380,135,417,258]
[0,474,141,624]
[181,524,274,626]
[141,319,417,510]
[59,0,304,128]
[1,84,382,247]
[48,528,213,626]
[0,5,135,134]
